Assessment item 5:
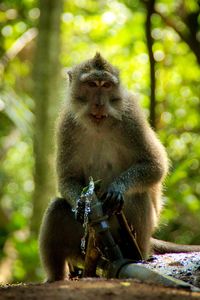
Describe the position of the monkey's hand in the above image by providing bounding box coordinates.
[101,185,124,216]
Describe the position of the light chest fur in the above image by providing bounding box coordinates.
[75,125,134,187]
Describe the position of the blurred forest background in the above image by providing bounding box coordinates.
[0,0,200,283]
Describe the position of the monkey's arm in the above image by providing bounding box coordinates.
[56,113,84,208]
[113,142,167,194]
[58,173,83,208]
[118,132,166,192]
[102,110,168,213]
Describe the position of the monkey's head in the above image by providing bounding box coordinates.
[67,53,124,128]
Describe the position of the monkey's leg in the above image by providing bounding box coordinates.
[39,198,84,282]
[122,192,158,259]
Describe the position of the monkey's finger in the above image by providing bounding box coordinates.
[105,197,121,214]
[102,198,111,213]
[116,193,123,204]
[100,192,106,200]
[117,199,124,212]
[110,192,118,201]
[113,194,123,212]
[103,201,118,216]
[106,192,112,200]
[101,192,112,201]
[103,199,114,211]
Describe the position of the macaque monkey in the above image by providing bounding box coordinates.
[39,53,200,282]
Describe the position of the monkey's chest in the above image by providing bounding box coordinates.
[80,137,132,185]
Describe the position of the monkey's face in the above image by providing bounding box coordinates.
[67,53,124,128]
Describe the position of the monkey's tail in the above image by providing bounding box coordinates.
[151,238,200,254]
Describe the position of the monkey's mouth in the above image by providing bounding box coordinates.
[90,113,108,123]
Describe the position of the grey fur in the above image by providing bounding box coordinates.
[39,53,168,282]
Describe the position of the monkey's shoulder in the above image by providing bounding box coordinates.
[57,110,81,141]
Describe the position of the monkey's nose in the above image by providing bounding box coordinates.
[95,101,104,107]
[95,80,106,86]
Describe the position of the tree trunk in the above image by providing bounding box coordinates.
[31,0,63,233]
[154,5,200,66]
[144,0,156,129]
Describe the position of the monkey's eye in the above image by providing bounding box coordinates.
[102,82,112,88]
[75,96,86,103]
[87,81,97,88]
[110,97,121,103]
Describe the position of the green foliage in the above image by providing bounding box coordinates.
[12,235,43,282]
[0,0,199,283]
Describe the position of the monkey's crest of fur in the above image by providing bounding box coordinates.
[92,52,110,70]
[69,53,119,80]
[91,52,119,75]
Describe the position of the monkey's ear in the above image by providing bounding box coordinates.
[67,69,73,83]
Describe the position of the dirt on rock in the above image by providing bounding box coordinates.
[1,253,200,300]
[1,279,200,300]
